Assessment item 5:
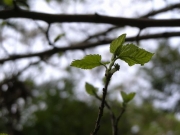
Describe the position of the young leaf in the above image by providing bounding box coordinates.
[118,44,154,66]
[85,82,98,96]
[70,54,102,69]
[121,91,128,102]
[121,91,136,103]
[54,33,65,43]
[110,34,126,55]
[128,92,136,101]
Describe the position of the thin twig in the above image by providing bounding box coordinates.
[141,3,180,18]
[45,23,54,46]
[35,21,56,47]
[114,107,126,135]
[83,26,119,42]
[136,28,143,45]
[0,31,180,64]
[16,60,40,76]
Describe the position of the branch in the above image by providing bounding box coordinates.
[0,9,180,28]
[34,21,55,46]
[141,3,180,18]
[45,23,55,46]
[79,3,180,45]
[83,26,119,42]
[94,94,116,135]
[16,60,41,76]
[91,71,113,135]
[0,31,180,64]
[83,2,180,42]
[135,28,143,44]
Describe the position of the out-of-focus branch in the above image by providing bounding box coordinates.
[141,3,180,18]
[0,8,180,28]
[135,28,143,44]
[79,2,180,44]
[16,60,41,76]
[35,22,55,46]
[83,26,119,42]
[0,31,180,64]
[45,23,57,47]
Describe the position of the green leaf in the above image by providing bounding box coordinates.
[110,34,126,54]
[118,44,154,66]
[70,54,102,69]
[85,82,98,96]
[54,33,65,43]
[128,92,136,101]
[121,91,128,102]
[121,91,136,103]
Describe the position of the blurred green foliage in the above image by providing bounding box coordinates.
[17,77,180,135]
[141,42,180,112]
[0,47,180,134]
[21,78,113,135]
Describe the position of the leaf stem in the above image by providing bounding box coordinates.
[100,62,108,70]
[114,107,126,135]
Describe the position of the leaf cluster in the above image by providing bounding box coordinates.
[71,34,154,69]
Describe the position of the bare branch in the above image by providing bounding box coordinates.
[141,3,180,18]
[0,31,179,64]
[16,60,41,76]
[45,23,55,46]
[0,9,180,28]
[83,26,119,42]
[79,3,180,45]
[136,28,143,44]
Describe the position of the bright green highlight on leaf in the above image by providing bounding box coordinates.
[110,34,126,55]
[118,44,154,66]
[70,54,102,69]
[85,82,98,96]
[121,91,136,103]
